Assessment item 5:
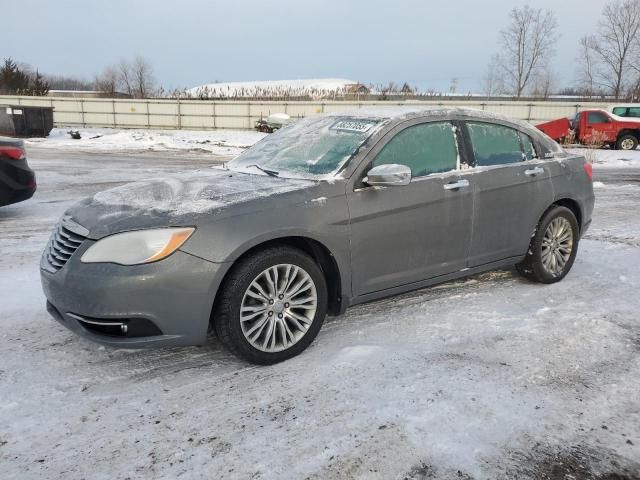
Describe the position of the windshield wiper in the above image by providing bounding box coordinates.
[245,164,279,177]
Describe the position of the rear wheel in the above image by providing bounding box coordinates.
[213,246,327,364]
[616,134,638,151]
[516,206,579,284]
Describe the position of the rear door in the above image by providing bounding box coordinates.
[347,120,473,296]
[460,121,554,266]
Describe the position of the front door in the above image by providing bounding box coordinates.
[347,121,473,296]
[584,111,618,144]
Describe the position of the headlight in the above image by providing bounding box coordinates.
[81,227,195,265]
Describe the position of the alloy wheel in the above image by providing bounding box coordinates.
[240,264,318,352]
[541,217,574,276]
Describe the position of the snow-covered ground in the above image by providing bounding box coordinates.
[567,146,640,169]
[25,128,266,156]
[1,146,640,479]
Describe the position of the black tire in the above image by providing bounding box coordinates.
[615,134,638,151]
[213,246,328,364]
[516,205,580,284]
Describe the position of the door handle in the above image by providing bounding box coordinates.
[524,167,544,177]
[443,179,470,190]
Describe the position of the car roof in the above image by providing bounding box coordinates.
[326,105,515,123]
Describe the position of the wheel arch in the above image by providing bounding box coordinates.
[211,235,344,329]
[617,129,640,142]
[550,197,583,233]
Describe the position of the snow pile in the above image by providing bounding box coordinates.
[25,127,265,155]
[187,78,361,99]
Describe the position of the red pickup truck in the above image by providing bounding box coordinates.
[536,109,640,150]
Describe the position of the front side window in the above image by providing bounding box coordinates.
[467,122,523,166]
[372,122,458,178]
[587,112,609,124]
[612,107,628,116]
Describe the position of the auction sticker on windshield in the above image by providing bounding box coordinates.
[331,120,377,133]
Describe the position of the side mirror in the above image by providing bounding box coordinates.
[364,164,412,187]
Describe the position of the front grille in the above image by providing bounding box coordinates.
[46,224,86,271]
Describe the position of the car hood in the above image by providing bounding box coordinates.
[66,168,314,239]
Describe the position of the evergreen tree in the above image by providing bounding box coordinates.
[0,58,30,94]
[31,70,50,96]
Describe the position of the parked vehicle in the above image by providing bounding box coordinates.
[41,108,594,364]
[610,104,640,118]
[255,113,292,133]
[536,109,640,150]
[0,137,36,207]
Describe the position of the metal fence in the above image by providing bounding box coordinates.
[0,95,611,130]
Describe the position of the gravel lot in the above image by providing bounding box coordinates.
[1,145,639,480]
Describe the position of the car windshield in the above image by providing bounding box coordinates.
[228,116,380,179]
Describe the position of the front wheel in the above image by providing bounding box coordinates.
[213,246,327,364]
[616,134,638,151]
[516,206,580,284]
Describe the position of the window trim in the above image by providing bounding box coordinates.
[459,120,542,168]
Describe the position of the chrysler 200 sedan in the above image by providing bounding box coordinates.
[41,108,594,364]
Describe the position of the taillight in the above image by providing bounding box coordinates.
[583,162,593,181]
[0,146,26,160]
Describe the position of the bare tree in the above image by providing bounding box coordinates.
[496,5,559,98]
[530,69,556,99]
[481,54,505,96]
[94,66,119,95]
[130,56,155,98]
[577,36,598,96]
[587,0,640,99]
[118,59,134,97]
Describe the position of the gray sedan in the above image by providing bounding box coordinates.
[40,108,595,364]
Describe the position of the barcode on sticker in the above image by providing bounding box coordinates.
[331,120,376,132]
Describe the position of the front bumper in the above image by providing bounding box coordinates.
[40,244,229,348]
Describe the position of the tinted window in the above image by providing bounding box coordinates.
[587,112,609,124]
[520,132,538,160]
[612,107,628,116]
[372,122,457,177]
[629,107,640,117]
[467,122,523,166]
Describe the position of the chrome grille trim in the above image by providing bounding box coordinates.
[45,223,87,272]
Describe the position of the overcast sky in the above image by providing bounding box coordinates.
[4,0,606,92]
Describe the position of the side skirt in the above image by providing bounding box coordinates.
[342,255,524,310]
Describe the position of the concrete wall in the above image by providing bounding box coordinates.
[0,95,611,130]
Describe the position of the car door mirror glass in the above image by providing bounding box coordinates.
[364,164,412,187]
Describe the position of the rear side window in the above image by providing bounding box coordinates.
[587,111,609,124]
[467,122,523,166]
[372,122,458,177]
[629,107,640,117]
